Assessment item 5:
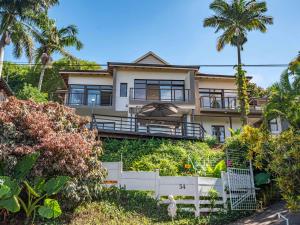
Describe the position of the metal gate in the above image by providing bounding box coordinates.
[226,149,257,210]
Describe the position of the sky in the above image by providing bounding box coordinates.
[5,0,300,88]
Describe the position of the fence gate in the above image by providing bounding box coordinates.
[226,149,257,210]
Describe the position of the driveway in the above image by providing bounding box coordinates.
[229,201,300,225]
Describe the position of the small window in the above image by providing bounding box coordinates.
[269,118,278,132]
[212,125,225,143]
[120,83,127,97]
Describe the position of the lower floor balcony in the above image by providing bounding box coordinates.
[91,114,205,140]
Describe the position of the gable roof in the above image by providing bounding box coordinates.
[133,51,169,65]
[0,78,13,96]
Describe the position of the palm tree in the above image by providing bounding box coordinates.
[265,55,300,130]
[0,0,59,78]
[33,22,83,91]
[203,0,273,125]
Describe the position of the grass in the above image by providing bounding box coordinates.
[34,188,253,225]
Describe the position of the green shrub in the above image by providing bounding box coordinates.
[101,139,224,177]
[17,83,48,103]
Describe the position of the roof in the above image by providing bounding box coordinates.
[133,51,170,65]
[0,78,13,96]
[59,70,110,75]
[196,73,253,80]
[108,62,200,70]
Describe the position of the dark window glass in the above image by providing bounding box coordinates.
[269,119,278,132]
[212,125,225,143]
[69,85,84,105]
[120,83,127,97]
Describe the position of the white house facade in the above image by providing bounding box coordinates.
[57,52,277,141]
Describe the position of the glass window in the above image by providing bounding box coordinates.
[160,85,172,101]
[100,89,112,106]
[120,83,127,97]
[87,89,100,106]
[269,119,278,132]
[212,125,225,143]
[69,85,84,105]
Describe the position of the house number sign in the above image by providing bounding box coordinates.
[179,184,186,189]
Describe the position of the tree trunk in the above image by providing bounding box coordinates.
[38,65,46,91]
[236,44,249,126]
[0,35,6,79]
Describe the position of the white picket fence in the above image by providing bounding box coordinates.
[102,162,229,216]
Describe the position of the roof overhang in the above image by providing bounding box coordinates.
[108,62,200,72]
[196,73,252,80]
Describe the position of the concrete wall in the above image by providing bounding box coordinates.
[68,74,113,86]
[197,78,237,90]
[195,116,242,139]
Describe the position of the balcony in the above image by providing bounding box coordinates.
[91,114,205,140]
[199,96,264,112]
[66,93,112,107]
[129,88,194,104]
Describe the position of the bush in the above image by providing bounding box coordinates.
[17,83,48,103]
[0,97,105,209]
[101,139,225,177]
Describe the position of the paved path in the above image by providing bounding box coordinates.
[230,201,300,225]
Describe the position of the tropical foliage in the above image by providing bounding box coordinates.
[203,0,273,124]
[0,0,59,77]
[33,19,83,90]
[17,83,48,103]
[264,54,300,129]
[101,139,225,177]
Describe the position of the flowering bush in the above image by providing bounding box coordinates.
[0,97,105,180]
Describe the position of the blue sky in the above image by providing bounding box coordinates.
[5,0,300,87]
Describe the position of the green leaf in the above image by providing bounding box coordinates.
[13,152,40,180]
[23,181,40,198]
[0,176,21,197]
[255,172,271,186]
[42,176,69,196]
[38,198,62,219]
[0,196,20,212]
[213,160,226,178]
[0,185,11,198]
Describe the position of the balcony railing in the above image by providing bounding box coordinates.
[129,88,193,103]
[91,114,205,140]
[66,93,112,106]
[200,96,264,111]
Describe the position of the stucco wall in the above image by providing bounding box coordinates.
[195,116,242,139]
[115,69,191,111]
[68,74,113,86]
[197,78,237,90]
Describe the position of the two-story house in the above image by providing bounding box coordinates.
[58,52,267,141]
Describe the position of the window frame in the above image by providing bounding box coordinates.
[211,125,226,143]
[120,83,128,97]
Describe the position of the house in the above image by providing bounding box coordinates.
[0,78,13,102]
[58,52,268,141]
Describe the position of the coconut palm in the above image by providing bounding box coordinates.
[33,22,83,91]
[203,0,273,125]
[0,0,59,78]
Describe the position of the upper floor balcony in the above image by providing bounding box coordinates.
[199,88,266,113]
[129,88,194,105]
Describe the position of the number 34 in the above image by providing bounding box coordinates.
[179,184,186,189]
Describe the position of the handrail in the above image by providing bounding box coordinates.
[129,88,192,102]
[91,114,205,139]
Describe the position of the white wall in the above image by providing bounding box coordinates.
[68,74,113,86]
[196,116,242,139]
[115,69,190,112]
[198,78,237,90]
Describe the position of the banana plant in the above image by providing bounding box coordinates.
[18,176,69,223]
